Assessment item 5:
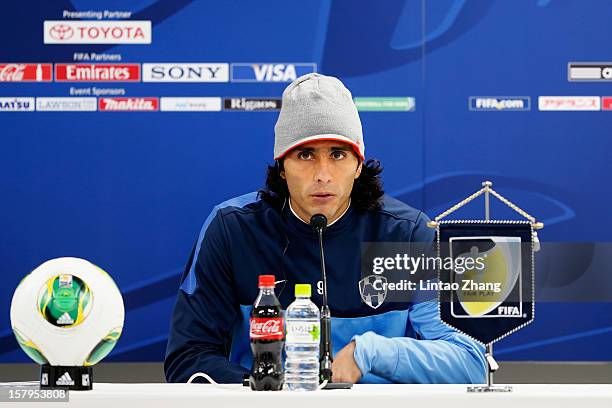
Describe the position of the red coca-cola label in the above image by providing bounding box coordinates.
[249,317,284,340]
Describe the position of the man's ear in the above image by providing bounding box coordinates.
[277,160,286,179]
[355,161,363,179]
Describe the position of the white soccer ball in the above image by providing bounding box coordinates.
[10,257,124,366]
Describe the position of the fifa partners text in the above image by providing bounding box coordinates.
[370,254,502,293]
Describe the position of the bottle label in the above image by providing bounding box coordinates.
[250,317,284,340]
[286,321,320,344]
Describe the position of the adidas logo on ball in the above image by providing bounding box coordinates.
[57,312,74,325]
[56,372,75,386]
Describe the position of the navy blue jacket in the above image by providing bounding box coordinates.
[164,192,486,384]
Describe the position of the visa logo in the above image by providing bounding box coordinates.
[231,63,316,82]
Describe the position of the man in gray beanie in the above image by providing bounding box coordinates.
[272,73,366,225]
[165,73,486,385]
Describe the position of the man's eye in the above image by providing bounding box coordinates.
[331,151,347,160]
[297,151,313,160]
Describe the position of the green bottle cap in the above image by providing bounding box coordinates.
[295,284,311,297]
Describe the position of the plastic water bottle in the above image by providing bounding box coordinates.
[285,284,320,391]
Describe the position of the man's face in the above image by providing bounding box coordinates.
[281,140,362,224]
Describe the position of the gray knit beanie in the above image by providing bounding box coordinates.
[274,73,365,160]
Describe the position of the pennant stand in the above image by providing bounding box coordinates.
[428,181,543,393]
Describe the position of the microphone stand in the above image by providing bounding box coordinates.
[317,226,333,383]
[311,214,352,390]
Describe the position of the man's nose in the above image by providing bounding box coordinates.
[314,159,333,183]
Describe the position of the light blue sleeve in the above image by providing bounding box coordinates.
[352,301,487,384]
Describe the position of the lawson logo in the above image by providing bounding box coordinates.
[469,97,530,111]
[36,97,97,112]
[231,63,316,82]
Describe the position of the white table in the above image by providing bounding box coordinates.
[4,383,612,408]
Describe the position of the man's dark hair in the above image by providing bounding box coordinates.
[258,158,385,211]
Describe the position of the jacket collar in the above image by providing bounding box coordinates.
[283,197,356,239]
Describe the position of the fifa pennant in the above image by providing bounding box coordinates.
[437,220,535,344]
[428,181,542,348]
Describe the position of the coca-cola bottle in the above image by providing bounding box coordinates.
[249,275,284,391]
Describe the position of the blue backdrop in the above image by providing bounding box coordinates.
[1,0,611,363]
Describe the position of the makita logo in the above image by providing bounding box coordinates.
[44,21,151,44]
[231,63,316,82]
[224,98,282,111]
[469,97,530,111]
[0,97,35,111]
[142,63,228,82]
[99,97,159,111]
[0,64,52,82]
[568,63,612,81]
[497,306,521,316]
[55,64,140,82]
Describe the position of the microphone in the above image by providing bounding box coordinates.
[310,214,327,230]
[309,214,332,382]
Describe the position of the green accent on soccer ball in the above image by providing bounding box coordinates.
[38,275,92,327]
[84,327,122,366]
[13,328,48,365]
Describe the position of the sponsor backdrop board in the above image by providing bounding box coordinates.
[0,1,611,363]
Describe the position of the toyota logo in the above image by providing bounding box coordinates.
[49,24,74,40]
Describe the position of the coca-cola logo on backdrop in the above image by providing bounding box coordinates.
[0,64,52,82]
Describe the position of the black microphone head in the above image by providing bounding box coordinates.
[309,213,328,230]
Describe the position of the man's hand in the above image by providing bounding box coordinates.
[331,340,362,384]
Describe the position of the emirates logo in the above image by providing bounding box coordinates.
[249,318,284,339]
[49,24,74,40]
